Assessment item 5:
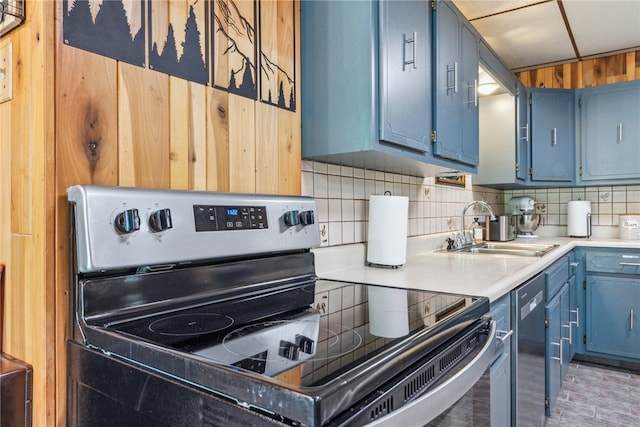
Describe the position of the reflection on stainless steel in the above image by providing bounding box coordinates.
[448,242,558,257]
[67,185,493,427]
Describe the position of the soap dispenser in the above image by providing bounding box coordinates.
[471,217,483,243]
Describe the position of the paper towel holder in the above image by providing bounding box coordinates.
[366,193,408,269]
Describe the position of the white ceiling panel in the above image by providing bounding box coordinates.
[562,1,640,57]
[469,2,575,70]
[453,0,541,20]
[453,0,640,72]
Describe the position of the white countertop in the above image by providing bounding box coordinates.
[312,234,640,302]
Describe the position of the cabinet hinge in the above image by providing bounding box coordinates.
[528,96,532,106]
[583,280,586,289]
[528,167,533,177]
[544,317,549,328]
[578,97,582,108]
[578,166,583,176]
[431,130,437,143]
[431,1,437,11]
[583,335,586,345]
[545,396,550,409]
[515,163,520,172]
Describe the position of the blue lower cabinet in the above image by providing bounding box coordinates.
[545,289,563,416]
[586,276,640,359]
[489,295,511,426]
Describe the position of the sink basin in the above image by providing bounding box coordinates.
[449,242,558,257]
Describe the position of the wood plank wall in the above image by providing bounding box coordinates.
[54,0,301,423]
[517,51,640,88]
[0,1,56,426]
[1,1,301,425]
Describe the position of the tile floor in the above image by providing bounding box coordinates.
[546,361,640,426]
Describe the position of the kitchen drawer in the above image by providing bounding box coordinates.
[545,256,569,300]
[489,295,511,362]
[568,250,578,277]
[585,251,640,275]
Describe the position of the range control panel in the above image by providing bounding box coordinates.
[193,205,268,231]
[68,185,320,273]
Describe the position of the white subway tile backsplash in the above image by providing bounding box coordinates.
[301,161,637,247]
[328,199,342,222]
[328,175,342,198]
[342,199,354,221]
[314,173,328,198]
[341,176,354,199]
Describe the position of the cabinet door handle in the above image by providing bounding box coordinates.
[551,341,562,365]
[521,123,529,142]
[552,127,557,146]
[619,262,640,267]
[403,32,417,71]
[474,79,478,107]
[618,123,623,143]
[466,80,478,107]
[497,329,513,342]
[562,323,572,345]
[570,307,579,328]
[447,62,458,93]
[631,309,634,330]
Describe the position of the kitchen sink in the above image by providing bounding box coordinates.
[448,242,559,257]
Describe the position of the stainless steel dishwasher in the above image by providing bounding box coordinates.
[511,273,546,427]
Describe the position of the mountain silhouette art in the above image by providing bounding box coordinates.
[63,0,145,67]
[149,5,208,85]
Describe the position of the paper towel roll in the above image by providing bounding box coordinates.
[367,195,408,267]
[567,200,592,237]
[368,286,409,338]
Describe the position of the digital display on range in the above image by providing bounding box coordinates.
[193,205,268,232]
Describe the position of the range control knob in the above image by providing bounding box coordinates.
[283,210,300,227]
[299,210,315,225]
[149,208,173,232]
[114,209,140,234]
[279,340,300,361]
[296,335,315,354]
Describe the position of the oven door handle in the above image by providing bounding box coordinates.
[366,320,497,427]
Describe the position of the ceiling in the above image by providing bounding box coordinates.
[452,0,640,72]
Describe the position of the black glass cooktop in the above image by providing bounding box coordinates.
[103,278,488,387]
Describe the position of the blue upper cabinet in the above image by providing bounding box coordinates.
[379,0,431,152]
[516,82,530,182]
[301,0,451,176]
[529,88,575,183]
[577,80,640,185]
[432,0,479,167]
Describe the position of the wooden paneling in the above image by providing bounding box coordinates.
[206,86,231,191]
[518,51,640,88]
[10,30,32,235]
[0,0,56,425]
[118,63,172,188]
[0,1,303,426]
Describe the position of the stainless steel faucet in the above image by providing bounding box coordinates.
[460,200,497,239]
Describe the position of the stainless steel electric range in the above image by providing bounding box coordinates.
[67,185,497,427]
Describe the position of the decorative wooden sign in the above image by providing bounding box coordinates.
[211,0,257,99]
[63,0,146,67]
[149,0,209,85]
[63,0,296,111]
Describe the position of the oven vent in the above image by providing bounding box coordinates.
[439,343,464,371]
[403,363,436,401]
[369,396,394,420]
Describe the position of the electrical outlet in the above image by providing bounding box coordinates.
[599,191,611,202]
[0,43,12,104]
[313,291,329,315]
